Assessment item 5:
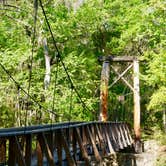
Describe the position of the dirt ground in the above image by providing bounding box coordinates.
[139,140,166,166]
[98,139,166,166]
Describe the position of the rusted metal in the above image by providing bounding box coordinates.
[99,61,110,122]
[99,56,142,153]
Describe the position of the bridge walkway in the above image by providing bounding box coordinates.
[0,121,133,166]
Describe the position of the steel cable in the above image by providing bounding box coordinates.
[39,0,91,113]
[0,62,58,117]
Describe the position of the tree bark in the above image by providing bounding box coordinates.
[43,38,51,90]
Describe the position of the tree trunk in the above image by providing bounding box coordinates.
[43,38,51,90]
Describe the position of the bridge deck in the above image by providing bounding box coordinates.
[0,122,133,166]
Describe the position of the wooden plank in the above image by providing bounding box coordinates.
[95,124,106,155]
[75,128,90,165]
[38,133,55,166]
[109,125,119,151]
[8,137,16,166]
[86,126,101,162]
[124,124,133,145]
[37,135,43,166]
[15,136,26,166]
[121,124,131,146]
[0,139,6,164]
[56,130,62,166]
[112,124,122,150]
[25,134,32,166]
[82,126,88,147]
[60,129,76,166]
[103,125,114,154]
[72,128,77,161]
[45,132,54,154]
[117,124,128,148]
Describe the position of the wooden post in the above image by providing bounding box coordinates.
[99,61,110,122]
[0,139,6,164]
[133,59,142,153]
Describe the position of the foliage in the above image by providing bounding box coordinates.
[0,0,165,128]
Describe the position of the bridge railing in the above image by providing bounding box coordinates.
[0,122,133,166]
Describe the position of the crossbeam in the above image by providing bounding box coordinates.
[110,64,134,92]
[99,56,138,62]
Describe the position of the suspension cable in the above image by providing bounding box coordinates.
[52,56,60,121]
[69,85,73,122]
[0,62,58,117]
[39,0,90,113]
[25,0,38,126]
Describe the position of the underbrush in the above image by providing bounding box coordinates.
[149,128,166,166]
[142,127,166,166]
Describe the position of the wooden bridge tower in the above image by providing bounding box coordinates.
[99,56,142,153]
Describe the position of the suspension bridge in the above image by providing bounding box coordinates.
[0,54,142,165]
[0,0,143,165]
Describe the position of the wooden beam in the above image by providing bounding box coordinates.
[104,125,115,154]
[37,136,43,166]
[133,59,141,139]
[15,136,26,166]
[75,128,90,165]
[8,137,16,166]
[60,129,76,166]
[94,124,106,155]
[109,64,133,88]
[111,65,135,92]
[37,133,55,166]
[99,56,138,62]
[99,61,110,121]
[0,139,6,164]
[133,59,142,153]
[25,134,32,166]
[56,130,62,166]
[86,125,101,162]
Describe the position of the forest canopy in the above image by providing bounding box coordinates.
[0,0,165,129]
